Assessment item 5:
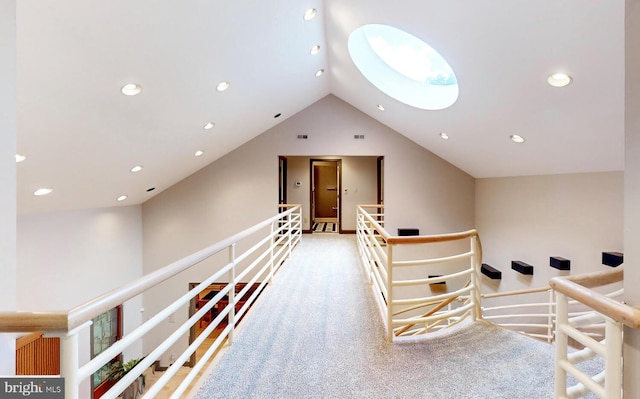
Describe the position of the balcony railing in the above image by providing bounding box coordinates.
[551,268,640,399]
[356,204,483,341]
[0,204,302,399]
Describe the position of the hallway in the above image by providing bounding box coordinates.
[191,234,562,399]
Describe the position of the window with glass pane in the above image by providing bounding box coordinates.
[91,306,122,398]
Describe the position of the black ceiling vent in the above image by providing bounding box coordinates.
[297,134,308,139]
[354,134,365,140]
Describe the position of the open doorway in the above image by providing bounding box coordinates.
[311,159,341,233]
[279,156,382,234]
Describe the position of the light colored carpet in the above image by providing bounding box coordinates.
[194,234,597,399]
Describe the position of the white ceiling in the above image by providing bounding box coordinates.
[15,0,625,215]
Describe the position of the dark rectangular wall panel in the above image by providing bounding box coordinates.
[398,228,419,236]
[512,260,534,275]
[550,256,571,270]
[481,264,502,279]
[602,252,623,267]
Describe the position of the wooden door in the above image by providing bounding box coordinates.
[313,161,338,220]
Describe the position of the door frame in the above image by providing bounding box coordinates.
[278,156,287,206]
[310,158,342,233]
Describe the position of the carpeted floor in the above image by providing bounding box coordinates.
[193,234,596,399]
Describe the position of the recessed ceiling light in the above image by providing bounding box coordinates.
[117,195,128,202]
[121,83,142,96]
[439,133,449,140]
[303,8,317,21]
[216,81,230,91]
[315,69,325,77]
[377,104,385,111]
[203,122,215,130]
[310,45,321,55]
[195,150,204,157]
[547,73,572,87]
[15,154,27,163]
[130,165,143,173]
[34,188,53,196]
[510,134,526,143]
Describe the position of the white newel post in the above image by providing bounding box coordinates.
[604,317,622,399]
[228,243,236,344]
[287,211,292,258]
[554,292,568,398]
[59,330,80,399]
[470,235,479,321]
[270,220,276,280]
[386,244,394,342]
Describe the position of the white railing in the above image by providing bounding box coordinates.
[481,286,624,344]
[551,268,640,399]
[356,205,483,341]
[0,204,302,399]
[482,287,557,342]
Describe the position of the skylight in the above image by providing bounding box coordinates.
[348,24,459,110]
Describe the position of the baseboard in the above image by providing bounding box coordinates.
[302,229,313,234]
[152,360,168,372]
[340,230,356,234]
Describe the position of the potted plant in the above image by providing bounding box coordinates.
[108,357,146,396]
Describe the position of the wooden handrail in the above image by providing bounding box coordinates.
[357,205,480,245]
[550,268,640,329]
[0,205,302,333]
[0,312,69,333]
[386,229,479,245]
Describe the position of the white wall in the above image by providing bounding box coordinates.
[0,0,17,375]
[476,172,623,293]
[142,94,476,365]
[625,0,640,394]
[18,206,144,397]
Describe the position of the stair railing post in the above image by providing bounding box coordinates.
[387,243,394,342]
[555,292,568,398]
[604,317,622,399]
[368,219,377,284]
[287,210,293,258]
[470,235,480,321]
[269,219,276,281]
[58,321,91,399]
[548,289,555,343]
[228,243,236,344]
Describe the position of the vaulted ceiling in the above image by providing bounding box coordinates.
[15,0,625,214]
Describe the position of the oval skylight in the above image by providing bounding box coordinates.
[348,24,459,110]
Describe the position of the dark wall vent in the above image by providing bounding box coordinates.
[297,134,308,139]
[353,134,365,140]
